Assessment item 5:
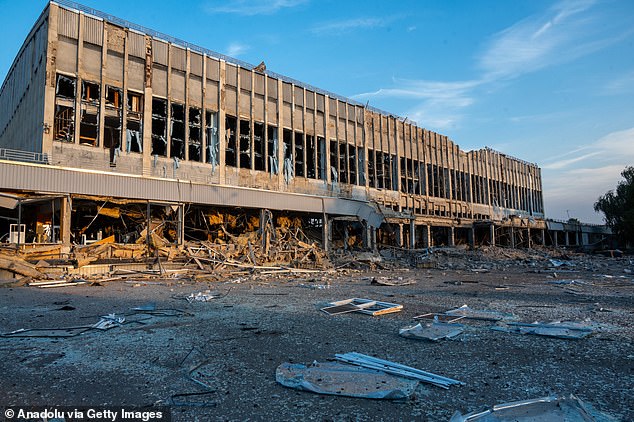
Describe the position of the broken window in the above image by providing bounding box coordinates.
[294,132,305,177]
[188,107,202,162]
[79,108,98,146]
[54,105,74,142]
[329,139,338,183]
[400,157,407,193]
[126,92,143,153]
[357,147,365,186]
[78,80,100,146]
[376,151,384,189]
[170,103,185,159]
[104,86,122,165]
[81,81,100,104]
[151,97,167,156]
[225,115,237,167]
[317,136,326,180]
[267,126,278,174]
[205,110,219,167]
[254,122,265,171]
[367,149,376,188]
[338,142,347,184]
[54,74,76,142]
[391,154,398,191]
[283,129,294,183]
[56,74,76,99]
[105,86,121,108]
[239,120,251,169]
[407,158,414,194]
[348,144,356,185]
[306,135,316,179]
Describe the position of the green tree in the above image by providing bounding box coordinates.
[594,166,634,246]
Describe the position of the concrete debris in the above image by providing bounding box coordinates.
[335,352,464,389]
[450,394,618,421]
[92,313,125,330]
[275,361,418,399]
[492,321,594,339]
[399,320,465,341]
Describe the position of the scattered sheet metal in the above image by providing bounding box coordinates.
[92,313,125,330]
[321,298,403,316]
[492,321,594,339]
[335,352,463,389]
[399,320,465,341]
[29,279,88,288]
[444,304,517,322]
[450,394,618,421]
[186,291,217,302]
[550,259,576,267]
[276,361,418,399]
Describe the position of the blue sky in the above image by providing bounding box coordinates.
[1,0,633,223]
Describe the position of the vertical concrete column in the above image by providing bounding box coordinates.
[322,213,331,252]
[398,224,404,247]
[527,228,532,249]
[489,224,496,246]
[575,231,581,246]
[60,195,72,246]
[177,204,185,245]
[553,231,559,247]
[565,231,570,247]
[218,60,227,184]
[73,14,85,145]
[409,220,416,249]
[541,229,546,246]
[142,36,153,176]
[509,227,515,248]
[277,79,284,190]
[468,227,475,248]
[43,4,60,157]
[422,224,431,248]
[448,226,455,247]
[363,223,371,250]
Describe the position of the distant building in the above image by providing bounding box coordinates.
[0,1,569,250]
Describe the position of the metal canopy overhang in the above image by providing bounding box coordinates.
[0,161,384,226]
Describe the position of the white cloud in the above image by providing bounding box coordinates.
[350,0,625,131]
[311,17,395,35]
[542,127,634,222]
[225,42,249,57]
[205,0,307,16]
[604,69,634,94]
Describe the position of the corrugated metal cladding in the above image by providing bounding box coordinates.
[128,31,145,58]
[152,40,168,65]
[58,8,78,39]
[83,16,103,45]
[0,162,382,220]
[171,46,186,71]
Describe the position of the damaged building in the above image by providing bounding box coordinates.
[0,0,607,254]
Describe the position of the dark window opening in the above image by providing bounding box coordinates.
[338,142,347,184]
[239,119,251,169]
[188,107,202,162]
[225,115,237,167]
[376,151,385,189]
[317,136,326,180]
[400,157,407,192]
[348,144,356,185]
[283,129,293,160]
[254,122,265,171]
[104,116,121,165]
[79,110,98,146]
[55,74,76,99]
[170,103,185,159]
[54,105,74,142]
[105,86,121,108]
[205,111,219,165]
[151,97,167,156]
[81,81,100,103]
[329,139,338,183]
[294,132,304,177]
[357,147,365,186]
[391,154,398,191]
[407,158,414,194]
[306,135,316,179]
[368,149,376,188]
[267,126,278,174]
[126,120,142,153]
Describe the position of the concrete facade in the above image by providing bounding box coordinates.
[0,1,569,250]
